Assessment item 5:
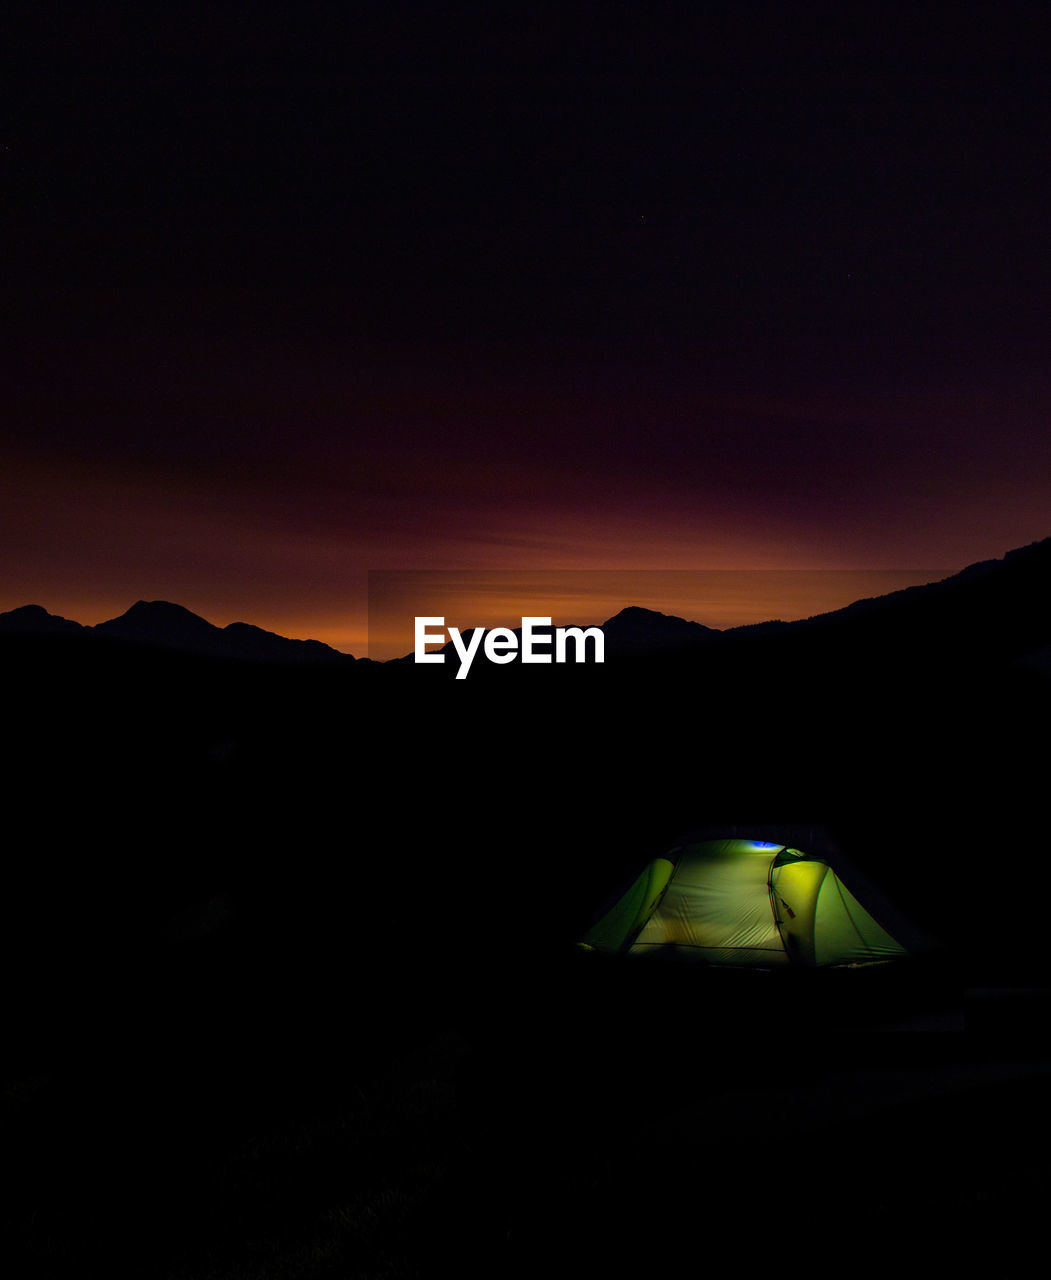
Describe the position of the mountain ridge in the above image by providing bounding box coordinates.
[1,535,1049,666]
[0,599,355,665]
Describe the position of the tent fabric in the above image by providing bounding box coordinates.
[631,839,788,963]
[583,837,909,967]
[583,856,675,954]
[812,876,907,965]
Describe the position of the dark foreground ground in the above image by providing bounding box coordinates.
[3,620,1050,1276]
[5,946,1051,1278]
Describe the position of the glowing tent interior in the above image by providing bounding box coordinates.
[581,837,910,967]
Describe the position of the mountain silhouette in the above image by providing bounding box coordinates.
[220,621,353,664]
[0,603,84,635]
[93,600,230,651]
[600,605,718,654]
[0,599,353,664]
[393,536,1051,672]
[3,535,1050,669]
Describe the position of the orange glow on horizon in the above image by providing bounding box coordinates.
[365,569,948,660]
[3,447,1040,660]
[0,570,948,661]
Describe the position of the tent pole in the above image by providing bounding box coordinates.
[767,854,792,965]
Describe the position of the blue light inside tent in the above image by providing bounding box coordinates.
[739,840,782,852]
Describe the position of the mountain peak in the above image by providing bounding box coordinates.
[601,604,717,655]
[604,604,714,629]
[606,605,660,620]
[0,604,83,634]
[94,600,222,647]
[120,600,215,624]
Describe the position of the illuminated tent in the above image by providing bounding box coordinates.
[582,836,910,967]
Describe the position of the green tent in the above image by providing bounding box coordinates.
[582,837,909,967]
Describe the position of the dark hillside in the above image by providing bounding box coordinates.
[3,540,1050,1274]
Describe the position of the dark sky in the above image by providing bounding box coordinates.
[3,4,1049,651]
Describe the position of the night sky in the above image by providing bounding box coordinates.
[4,4,1049,653]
